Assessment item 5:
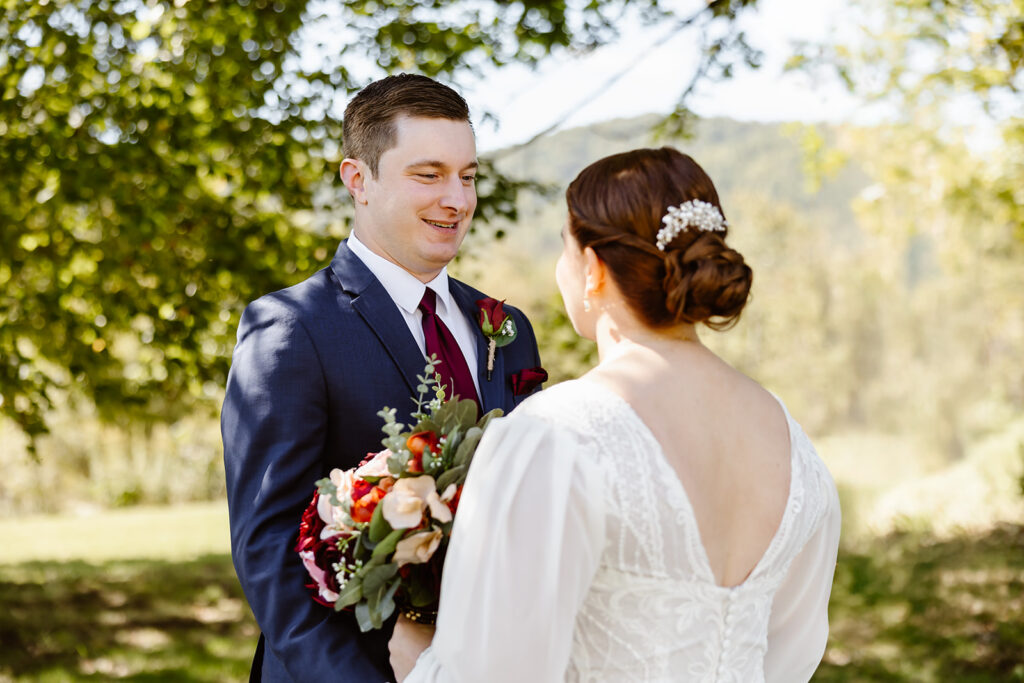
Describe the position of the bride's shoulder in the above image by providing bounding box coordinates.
[512,379,629,431]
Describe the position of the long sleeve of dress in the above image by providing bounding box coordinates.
[405,413,607,683]
[764,469,842,683]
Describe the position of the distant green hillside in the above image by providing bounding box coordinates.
[495,114,865,224]
[460,114,868,301]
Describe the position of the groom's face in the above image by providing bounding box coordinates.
[356,116,478,281]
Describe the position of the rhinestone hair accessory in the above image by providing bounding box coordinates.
[656,200,728,251]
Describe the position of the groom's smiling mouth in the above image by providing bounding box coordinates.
[422,218,458,230]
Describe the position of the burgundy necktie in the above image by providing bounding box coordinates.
[418,288,480,411]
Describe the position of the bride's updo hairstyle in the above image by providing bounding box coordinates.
[566,147,752,330]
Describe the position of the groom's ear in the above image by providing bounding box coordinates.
[340,158,369,205]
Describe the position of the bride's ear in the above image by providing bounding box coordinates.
[583,247,607,297]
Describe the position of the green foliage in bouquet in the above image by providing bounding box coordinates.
[301,357,501,632]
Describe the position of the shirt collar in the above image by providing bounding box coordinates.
[347,232,454,316]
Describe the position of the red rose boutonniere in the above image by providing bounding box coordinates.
[476,297,517,381]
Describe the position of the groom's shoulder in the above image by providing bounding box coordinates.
[244,266,340,321]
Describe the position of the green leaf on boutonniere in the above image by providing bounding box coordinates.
[492,316,517,348]
[477,298,517,346]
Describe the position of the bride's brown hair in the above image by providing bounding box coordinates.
[566,147,752,330]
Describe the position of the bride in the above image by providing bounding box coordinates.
[388,147,841,682]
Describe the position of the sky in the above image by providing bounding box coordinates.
[458,0,862,151]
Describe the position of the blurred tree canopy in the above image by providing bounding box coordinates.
[789,0,1024,458]
[0,0,761,447]
[794,0,1023,245]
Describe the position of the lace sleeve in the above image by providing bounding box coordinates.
[764,466,842,683]
[405,413,607,683]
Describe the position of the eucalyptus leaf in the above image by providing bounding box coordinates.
[368,501,392,543]
[454,427,483,467]
[362,561,400,596]
[355,601,377,632]
[333,577,363,610]
[384,437,407,457]
[379,580,400,622]
[454,399,478,430]
[406,570,438,608]
[412,419,440,434]
[434,400,455,428]
[476,409,504,431]
[370,530,404,563]
[436,465,466,492]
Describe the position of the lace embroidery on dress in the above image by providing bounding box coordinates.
[513,380,835,683]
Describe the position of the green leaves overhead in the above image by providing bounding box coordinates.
[0,0,761,446]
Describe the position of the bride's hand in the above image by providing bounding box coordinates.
[389,614,436,681]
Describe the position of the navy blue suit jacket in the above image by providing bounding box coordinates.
[222,240,543,682]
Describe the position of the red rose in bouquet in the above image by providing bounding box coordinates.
[295,357,502,631]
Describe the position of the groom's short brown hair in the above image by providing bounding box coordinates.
[342,74,471,177]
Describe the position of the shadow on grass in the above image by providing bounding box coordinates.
[817,523,1024,682]
[2,527,1022,681]
[0,554,256,682]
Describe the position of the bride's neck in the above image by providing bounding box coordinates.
[594,310,702,365]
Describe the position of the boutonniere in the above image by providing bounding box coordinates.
[511,367,548,396]
[476,297,517,381]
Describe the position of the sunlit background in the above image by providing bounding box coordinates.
[1,0,1022,679]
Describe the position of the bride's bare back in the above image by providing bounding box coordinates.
[587,342,791,588]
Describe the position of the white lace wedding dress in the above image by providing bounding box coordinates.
[405,380,841,683]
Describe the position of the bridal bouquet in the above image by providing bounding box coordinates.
[295,358,501,632]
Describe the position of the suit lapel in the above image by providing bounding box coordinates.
[449,280,506,413]
[329,240,424,397]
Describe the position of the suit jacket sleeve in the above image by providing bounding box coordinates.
[222,297,392,681]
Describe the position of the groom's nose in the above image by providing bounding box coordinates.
[439,177,472,214]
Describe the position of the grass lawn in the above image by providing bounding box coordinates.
[0,504,1022,681]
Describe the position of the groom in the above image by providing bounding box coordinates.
[222,74,543,682]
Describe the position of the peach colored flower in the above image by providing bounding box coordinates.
[393,528,443,567]
[355,449,393,479]
[318,469,356,538]
[381,476,452,529]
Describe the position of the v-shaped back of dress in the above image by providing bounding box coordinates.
[580,380,795,591]
[513,380,837,683]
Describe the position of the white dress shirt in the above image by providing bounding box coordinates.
[347,233,481,396]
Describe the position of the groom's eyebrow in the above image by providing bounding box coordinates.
[406,159,479,172]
